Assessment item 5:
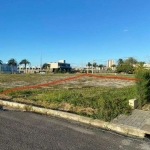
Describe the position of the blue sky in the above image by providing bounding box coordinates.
[0,0,150,67]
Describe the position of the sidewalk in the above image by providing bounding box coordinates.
[111,109,150,134]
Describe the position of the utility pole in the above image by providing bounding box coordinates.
[92,59,94,74]
[40,54,42,71]
[86,62,88,74]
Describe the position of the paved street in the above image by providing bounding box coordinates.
[0,109,150,150]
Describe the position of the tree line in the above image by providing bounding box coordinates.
[86,62,106,70]
[0,58,30,73]
[86,57,146,73]
[116,57,145,73]
[0,57,147,74]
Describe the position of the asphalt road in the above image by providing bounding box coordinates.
[0,109,150,150]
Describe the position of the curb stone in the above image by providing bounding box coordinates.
[0,99,146,138]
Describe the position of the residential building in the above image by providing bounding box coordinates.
[0,63,17,73]
[143,63,150,69]
[107,60,115,68]
[18,65,41,73]
[107,60,116,70]
[18,60,71,73]
[47,60,71,72]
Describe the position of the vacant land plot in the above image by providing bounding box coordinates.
[0,73,136,121]
[0,73,135,89]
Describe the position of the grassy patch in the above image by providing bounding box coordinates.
[0,73,136,121]
[135,70,150,108]
[6,86,135,121]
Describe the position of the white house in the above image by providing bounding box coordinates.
[47,60,71,72]
[18,65,41,73]
[143,63,150,69]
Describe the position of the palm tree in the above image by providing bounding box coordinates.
[19,59,30,73]
[87,62,92,68]
[42,63,50,71]
[111,64,116,70]
[93,62,97,68]
[117,59,124,65]
[99,64,104,70]
[93,62,97,73]
[0,60,3,73]
[8,58,17,74]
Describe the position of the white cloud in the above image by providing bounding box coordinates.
[123,29,128,32]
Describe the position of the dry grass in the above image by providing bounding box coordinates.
[0,73,136,121]
[0,73,135,90]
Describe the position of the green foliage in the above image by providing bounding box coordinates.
[116,57,138,74]
[7,86,135,122]
[93,62,97,68]
[92,87,134,121]
[124,57,137,65]
[116,63,134,73]
[0,88,4,93]
[134,62,146,73]
[117,59,124,65]
[7,58,17,74]
[135,70,150,108]
[0,60,3,64]
[107,67,112,71]
[42,63,50,69]
[87,62,92,68]
[19,59,30,68]
[99,64,104,68]
[93,97,131,121]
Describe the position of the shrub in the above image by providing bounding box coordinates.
[6,86,135,122]
[135,70,150,108]
[92,91,132,121]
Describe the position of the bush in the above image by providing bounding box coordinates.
[135,70,150,108]
[92,89,132,121]
[6,86,135,122]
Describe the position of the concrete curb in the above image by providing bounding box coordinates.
[0,99,146,138]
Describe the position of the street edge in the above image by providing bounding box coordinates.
[0,99,146,138]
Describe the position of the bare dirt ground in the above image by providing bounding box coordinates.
[0,74,139,118]
[0,75,135,90]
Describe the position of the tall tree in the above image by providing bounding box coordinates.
[93,62,97,68]
[124,57,137,65]
[117,58,124,65]
[8,58,17,74]
[42,63,50,70]
[19,59,30,73]
[111,64,116,70]
[134,62,145,72]
[116,63,134,74]
[111,64,116,67]
[99,64,104,70]
[87,62,91,68]
[93,62,97,73]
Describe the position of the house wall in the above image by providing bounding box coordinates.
[0,64,17,73]
[50,63,59,68]
[47,60,71,72]
[107,60,115,68]
[144,64,150,69]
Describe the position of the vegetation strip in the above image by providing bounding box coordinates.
[1,73,139,94]
[0,99,146,138]
[88,73,140,81]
